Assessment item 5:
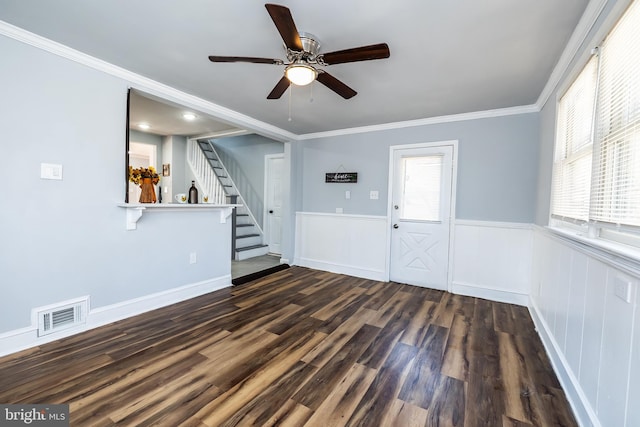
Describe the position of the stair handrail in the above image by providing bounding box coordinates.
[187,138,227,204]
[202,140,264,236]
[188,139,264,236]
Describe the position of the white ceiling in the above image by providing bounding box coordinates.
[0,0,590,136]
[129,90,242,137]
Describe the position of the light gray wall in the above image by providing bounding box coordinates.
[129,129,162,147]
[0,35,231,333]
[299,113,540,223]
[211,134,284,228]
[169,135,188,196]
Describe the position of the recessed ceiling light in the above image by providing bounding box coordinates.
[138,123,150,130]
[182,112,197,121]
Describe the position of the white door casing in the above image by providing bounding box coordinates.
[264,154,284,255]
[388,142,456,290]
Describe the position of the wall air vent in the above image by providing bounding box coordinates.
[36,298,88,337]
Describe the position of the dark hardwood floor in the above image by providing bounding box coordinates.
[0,267,577,426]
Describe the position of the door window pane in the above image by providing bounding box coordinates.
[400,155,442,221]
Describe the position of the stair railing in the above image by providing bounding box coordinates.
[187,138,227,204]
[191,140,264,237]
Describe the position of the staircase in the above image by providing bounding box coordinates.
[188,139,270,261]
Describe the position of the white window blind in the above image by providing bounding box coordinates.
[551,56,598,222]
[590,0,640,227]
[400,155,442,221]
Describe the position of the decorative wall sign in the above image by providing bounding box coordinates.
[325,172,358,183]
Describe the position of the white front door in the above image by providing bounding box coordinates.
[389,144,454,290]
[264,154,284,255]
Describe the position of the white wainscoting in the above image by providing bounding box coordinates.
[0,275,231,357]
[531,227,640,427]
[451,220,533,306]
[294,212,388,281]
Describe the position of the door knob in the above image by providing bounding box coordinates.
[269,210,274,214]
[394,205,399,210]
[393,224,399,229]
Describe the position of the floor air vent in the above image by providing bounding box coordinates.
[37,299,87,337]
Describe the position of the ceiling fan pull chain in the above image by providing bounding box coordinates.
[288,81,293,122]
[310,82,314,103]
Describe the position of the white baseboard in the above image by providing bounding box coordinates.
[451,281,529,306]
[294,257,386,281]
[0,274,231,358]
[528,300,600,427]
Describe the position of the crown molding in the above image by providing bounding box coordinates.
[297,104,540,140]
[536,0,609,110]
[3,15,587,143]
[0,20,297,143]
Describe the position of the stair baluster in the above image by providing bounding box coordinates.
[187,139,270,261]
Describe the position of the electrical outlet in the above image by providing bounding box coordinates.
[189,252,197,264]
[370,190,379,200]
[614,277,632,303]
[336,207,343,214]
[345,190,351,200]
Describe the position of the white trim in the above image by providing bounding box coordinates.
[539,225,640,278]
[451,281,529,306]
[264,153,285,254]
[528,299,601,427]
[298,105,539,140]
[3,4,629,143]
[0,20,296,143]
[537,0,639,112]
[0,274,231,357]
[296,211,387,220]
[455,219,533,230]
[0,20,545,141]
[387,140,459,291]
[536,0,609,110]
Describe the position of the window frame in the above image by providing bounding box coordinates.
[549,0,640,255]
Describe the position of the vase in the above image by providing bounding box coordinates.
[139,177,157,203]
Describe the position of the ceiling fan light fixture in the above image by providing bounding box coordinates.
[182,112,197,121]
[285,62,317,86]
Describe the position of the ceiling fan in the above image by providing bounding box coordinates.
[208,3,390,100]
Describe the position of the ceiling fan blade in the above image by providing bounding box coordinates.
[265,4,303,51]
[267,76,291,99]
[316,72,357,99]
[320,43,390,65]
[209,55,282,65]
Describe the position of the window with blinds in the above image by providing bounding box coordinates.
[551,56,598,222]
[591,0,640,228]
[551,0,640,241]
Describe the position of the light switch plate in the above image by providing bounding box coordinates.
[41,163,63,180]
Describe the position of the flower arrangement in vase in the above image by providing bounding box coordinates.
[129,166,160,203]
